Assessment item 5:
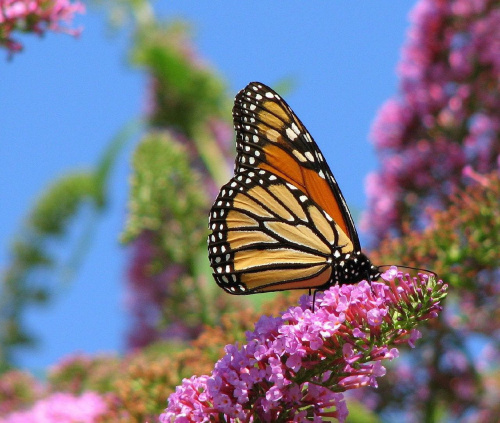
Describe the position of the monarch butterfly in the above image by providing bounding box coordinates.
[208,82,381,295]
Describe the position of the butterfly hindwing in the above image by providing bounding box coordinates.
[208,169,354,294]
[232,82,360,250]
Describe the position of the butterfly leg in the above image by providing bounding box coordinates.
[312,289,319,312]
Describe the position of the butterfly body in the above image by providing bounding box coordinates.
[208,82,380,294]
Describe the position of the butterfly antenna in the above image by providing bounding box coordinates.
[379,264,438,279]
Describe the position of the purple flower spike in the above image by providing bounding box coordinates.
[161,267,446,422]
[364,0,500,241]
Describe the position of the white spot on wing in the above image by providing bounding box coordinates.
[286,127,298,141]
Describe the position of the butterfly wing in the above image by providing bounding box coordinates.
[232,82,361,250]
[208,81,377,294]
[208,169,354,294]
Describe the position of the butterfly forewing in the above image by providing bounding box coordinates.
[208,169,354,294]
[232,82,360,250]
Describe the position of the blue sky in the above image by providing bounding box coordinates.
[0,1,416,373]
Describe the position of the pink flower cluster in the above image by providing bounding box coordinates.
[0,370,43,416]
[161,268,446,422]
[0,0,85,56]
[2,391,107,422]
[364,0,500,240]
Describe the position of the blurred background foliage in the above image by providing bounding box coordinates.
[1,0,499,422]
[0,121,134,373]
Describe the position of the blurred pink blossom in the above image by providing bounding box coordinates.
[2,391,107,422]
[365,0,500,240]
[0,0,85,56]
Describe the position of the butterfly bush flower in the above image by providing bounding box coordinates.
[160,267,446,422]
[0,0,85,56]
[2,391,107,422]
[125,26,234,347]
[364,0,500,240]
